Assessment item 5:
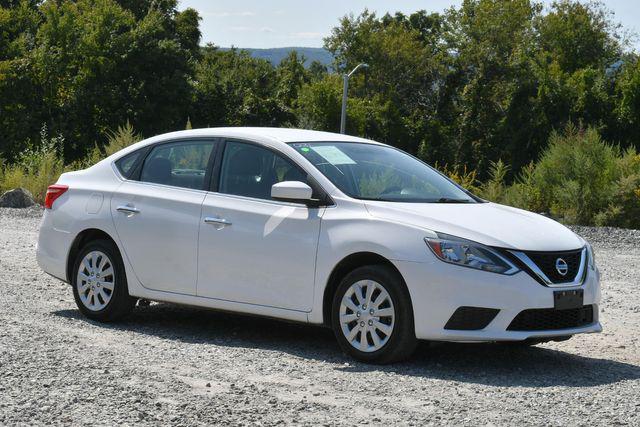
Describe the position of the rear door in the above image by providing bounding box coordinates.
[196,140,324,311]
[112,139,217,295]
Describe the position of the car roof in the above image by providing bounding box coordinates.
[102,127,383,166]
[146,127,379,145]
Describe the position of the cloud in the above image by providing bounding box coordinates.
[230,26,276,34]
[290,32,324,39]
[203,11,256,18]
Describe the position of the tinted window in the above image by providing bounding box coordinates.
[115,151,141,178]
[140,141,215,190]
[219,141,309,200]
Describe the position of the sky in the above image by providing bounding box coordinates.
[179,0,639,50]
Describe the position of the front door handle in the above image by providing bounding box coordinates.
[204,217,232,227]
[116,205,140,216]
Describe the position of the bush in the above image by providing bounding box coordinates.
[0,123,141,204]
[502,162,546,214]
[71,122,141,170]
[434,162,479,194]
[530,126,622,224]
[593,148,640,228]
[483,125,640,228]
[478,160,509,203]
[0,125,66,203]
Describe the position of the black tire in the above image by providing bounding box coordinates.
[71,239,136,322]
[331,265,417,364]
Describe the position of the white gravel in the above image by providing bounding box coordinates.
[1,208,639,425]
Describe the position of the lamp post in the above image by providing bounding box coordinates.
[340,63,369,134]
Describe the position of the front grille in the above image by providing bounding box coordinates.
[507,305,594,331]
[444,306,500,330]
[525,249,583,284]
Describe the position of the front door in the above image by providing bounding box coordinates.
[197,140,323,311]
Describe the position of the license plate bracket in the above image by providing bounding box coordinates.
[554,289,584,310]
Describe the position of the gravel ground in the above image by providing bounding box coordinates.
[1,208,639,426]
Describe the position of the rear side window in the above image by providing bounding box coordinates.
[115,151,141,178]
[140,141,215,190]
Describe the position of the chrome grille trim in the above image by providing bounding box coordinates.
[509,247,587,287]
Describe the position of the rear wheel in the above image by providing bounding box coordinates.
[331,265,417,364]
[72,239,135,322]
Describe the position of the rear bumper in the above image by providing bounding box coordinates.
[395,259,602,342]
[36,211,73,282]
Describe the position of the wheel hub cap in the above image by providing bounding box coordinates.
[77,250,115,311]
[339,280,395,353]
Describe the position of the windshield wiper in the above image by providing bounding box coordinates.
[434,197,473,203]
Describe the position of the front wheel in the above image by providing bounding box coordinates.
[72,239,136,322]
[331,265,417,364]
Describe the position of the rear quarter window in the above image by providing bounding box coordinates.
[115,151,141,178]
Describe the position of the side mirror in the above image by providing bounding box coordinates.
[271,181,314,203]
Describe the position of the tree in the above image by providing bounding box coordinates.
[324,10,450,153]
[276,50,308,109]
[175,8,201,57]
[535,0,622,73]
[191,47,289,128]
[443,0,540,176]
[308,60,328,81]
[1,0,195,161]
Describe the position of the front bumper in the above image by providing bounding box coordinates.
[394,259,602,341]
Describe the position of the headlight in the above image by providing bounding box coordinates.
[424,233,520,275]
[586,242,596,270]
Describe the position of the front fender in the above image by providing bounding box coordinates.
[308,203,433,323]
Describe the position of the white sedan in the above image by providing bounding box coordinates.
[37,128,601,363]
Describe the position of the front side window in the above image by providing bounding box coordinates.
[140,141,215,190]
[219,141,309,200]
[291,142,477,203]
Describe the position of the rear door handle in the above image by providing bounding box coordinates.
[204,217,232,227]
[116,205,140,216]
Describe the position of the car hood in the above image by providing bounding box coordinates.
[364,201,583,251]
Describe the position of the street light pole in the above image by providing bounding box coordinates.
[340,63,368,134]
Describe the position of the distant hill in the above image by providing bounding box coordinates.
[220,47,334,68]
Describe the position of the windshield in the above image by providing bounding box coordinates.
[291,142,477,203]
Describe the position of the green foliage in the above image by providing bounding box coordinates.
[1,0,640,227]
[0,125,66,202]
[434,162,479,194]
[476,125,640,227]
[296,74,342,132]
[478,160,510,203]
[0,0,193,162]
[73,121,141,169]
[0,122,141,203]
[592,148,640,228]
[535,0,621,73]
[174,8,202,56]
[191,47,290,128]
[528,126,619,224]
[276,50,309,108]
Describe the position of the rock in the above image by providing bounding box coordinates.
[0,188,37,208]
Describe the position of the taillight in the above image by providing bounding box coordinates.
[44,184,69,209]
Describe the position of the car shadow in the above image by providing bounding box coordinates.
[53,303,640,388]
